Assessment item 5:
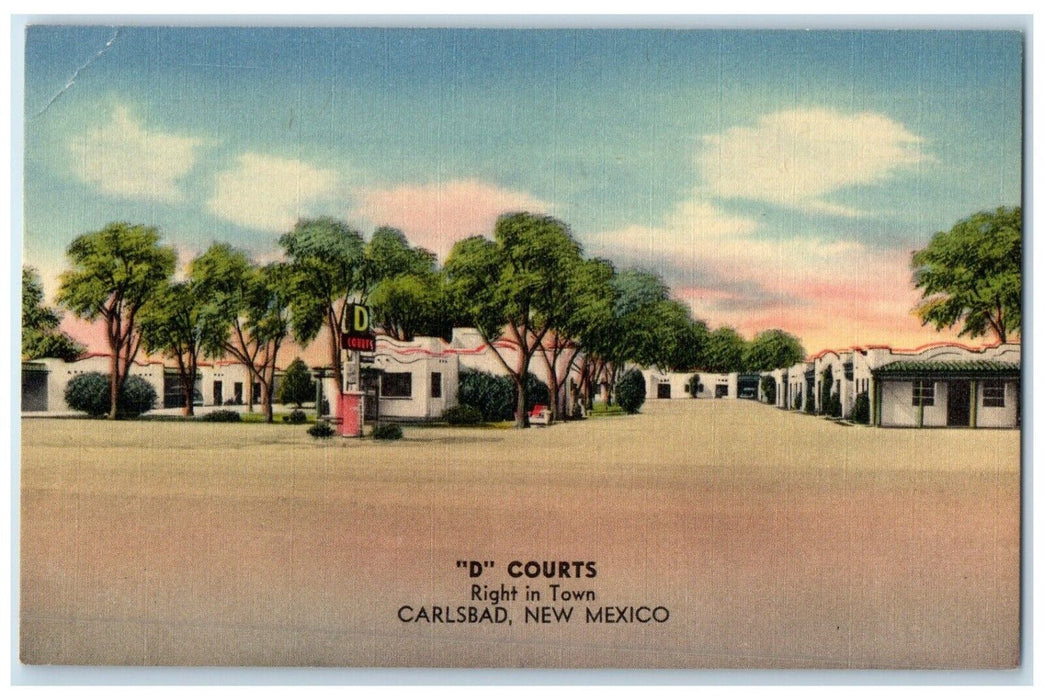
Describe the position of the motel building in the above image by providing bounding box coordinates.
[867,345,1020,428]
[761,342,1020,429]
[641,370,763,401]
[359,335,460,424]
[21,353,285,414]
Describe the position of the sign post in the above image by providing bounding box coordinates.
[337,304,376,437]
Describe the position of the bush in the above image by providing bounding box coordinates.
[458,370,551,422]
[443,404,483,425]
[373,423,403,440]
[64,372,111,417]
[282,409,308,424]
[825,391,843,418]
[820,366,834,416]
[851,391,871,424]
[615,368,647,415]
[119,376,158,418]
[64,372,157,418]
[458,369,514,421]
[793,392,802,411]
[201,409,241,422]
[686,373,702,398]
[308,420,336,439]
[760,376,776,404]
[523,373,550,412]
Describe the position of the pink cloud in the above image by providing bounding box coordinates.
[668,234,966,355]
[356,179,550,259]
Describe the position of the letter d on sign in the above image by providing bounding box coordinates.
[353,305,370,333]
[344,304,371,334]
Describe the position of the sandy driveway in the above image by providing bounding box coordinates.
[19,400,1021,668]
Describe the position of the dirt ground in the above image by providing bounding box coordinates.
[19,400,1021,668]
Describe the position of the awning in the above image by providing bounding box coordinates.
[871,359,1020,380]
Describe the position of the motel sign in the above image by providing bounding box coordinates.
[341,304,376,353]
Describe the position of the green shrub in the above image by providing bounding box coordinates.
[201,409,241,422]
[64,372,111,417]
[615,368,647,415]
[825,391,843,418]
[308,420,335,439]
[282,409,308,424]
[119,376,158,418]
[373,423,403,440]
[760,376,776,404]
[820,366,834,416]
[458,369,514,421]
[686,373,702,398]
[443,404,483,425]
[458,370,550,422]
[851,391,871,424]
[64,372,157,418]
[523,373,551,412]
[793,392,802,411]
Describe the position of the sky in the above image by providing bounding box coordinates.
[21,25,1024,358]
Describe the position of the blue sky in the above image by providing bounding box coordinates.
[22,26,1023,353]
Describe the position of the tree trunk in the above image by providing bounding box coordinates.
[108,350,120,420]
[514,375,527,429]
[181,364,197,417]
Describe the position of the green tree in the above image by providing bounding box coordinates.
[279,357,316,408]
[445,212,583,428]
[539,256,616,421]
[22,267,86,362]
[56,222,176,419]
[360,226,461,342]
[615,368,647,414]
[192,244,292,422]
[191,244,258,408]
[912,206,1021,343]
[139,280,209,416]
[742,329,806,372]
[242,263,294,423]
[279,217,366,391]
[702,327,748,373]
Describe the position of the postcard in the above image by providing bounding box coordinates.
[18,23,1023,669]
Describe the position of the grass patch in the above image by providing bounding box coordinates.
[589,403,626,417]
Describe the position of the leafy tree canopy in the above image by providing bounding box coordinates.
[702,326,748,373]
[56,222,176,322]
[22,266,85,361]
[279,357,316,407]
[743,329,806,372]
[912,206,1021,343]
[280,217,366,345]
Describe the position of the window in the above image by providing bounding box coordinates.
[381,372,412,398]
[982,380,1005,408]
[431,372,442,398]
[912,379,934,406]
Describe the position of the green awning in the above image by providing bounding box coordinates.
[871,359,1020,378]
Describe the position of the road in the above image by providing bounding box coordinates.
[20,400,1021,668]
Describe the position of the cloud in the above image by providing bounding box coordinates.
[698,107,930,216]
[207,153,343,232]
[356,179,550,260]
[67,105,206,202]
[580,106,957,353]
[587,195,956,354]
